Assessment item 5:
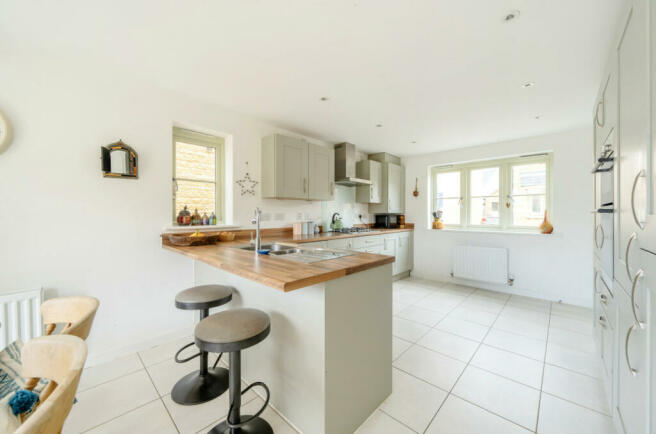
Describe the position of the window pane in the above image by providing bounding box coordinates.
[512,195,546,226]
[470,167,499,197]
[175,141,216,181]
[435,171,460,198]
[470,196,500,225]
[512,163,546,195]
[435,198,461,225]
[175,180,216,217]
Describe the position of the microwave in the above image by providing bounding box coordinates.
[374,214,402,229]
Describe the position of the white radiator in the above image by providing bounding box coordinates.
[0,289,43,349]
[452,246,509,285]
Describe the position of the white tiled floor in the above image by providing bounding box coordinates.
[64,277,614,433]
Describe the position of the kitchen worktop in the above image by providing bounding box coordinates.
[162,227,412,291]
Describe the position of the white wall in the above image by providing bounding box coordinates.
[403,128,594,307]
[0,49,368,363]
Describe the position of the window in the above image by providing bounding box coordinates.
[172,127,224,224]
[431,154,551,231]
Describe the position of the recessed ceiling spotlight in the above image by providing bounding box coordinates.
[319,97,329,101]
[376,124,383,128]
[411,141,417,144]
[504,10,520,22]
[534,115,541,120]
[523,82,535,88]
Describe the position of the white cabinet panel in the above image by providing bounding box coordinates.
[308,143,334,201]
[356,160,382,203]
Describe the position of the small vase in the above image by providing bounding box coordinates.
[539,210,553,234]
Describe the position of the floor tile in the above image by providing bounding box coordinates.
[355,410,415,434]
[549,315,593,336]
[138,336,194,367]
[426,395,531,434]
[470,345,543,389]
[452,366,540,431]
[146,356,202,396]
[164,381,257,434]
[64,370,159,433]
[448,306,498,327]
[541,365,609,415]
[392,337,412,361]
[393,300,410,315]
[459,297,505,315]
[393,317,431,342]
[420,293,466,312]
[547,328,596,354]
[396,304,448,327]
[506,296,551,313]
[550,303,592,321]
[78,353,143,392]
[546,342,602,378]
[418,329,479,362]
[393,287,430,305]
[498,306,550,325]
[394,345,466,391]
[472,289,510,301]
[379,368,448,432]
[84,399,177,434]
[493,317,548,341]
[537,393,615,434]
[436,317,489,342]
[483,329,546,361]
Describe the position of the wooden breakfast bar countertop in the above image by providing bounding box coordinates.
[162,228,414,291]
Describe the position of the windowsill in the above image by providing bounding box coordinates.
[162,224,240,233]
[424,227,562,237]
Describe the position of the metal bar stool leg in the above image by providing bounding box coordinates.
[171,308,229,405]
[210,351,273,434]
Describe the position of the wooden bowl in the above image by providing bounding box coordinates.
[218,232,236,242]
[165,232,216,246]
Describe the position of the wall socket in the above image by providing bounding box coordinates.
[296,212,303,220]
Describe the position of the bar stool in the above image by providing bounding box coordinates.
[172,284,233,405]
[195,308,273,434]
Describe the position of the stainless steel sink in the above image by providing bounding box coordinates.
[238,243,297,252]
[237,244,356,263]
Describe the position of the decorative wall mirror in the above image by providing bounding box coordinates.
[101,140,138,178]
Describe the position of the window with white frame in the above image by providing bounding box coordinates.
[172,127,225,223]
[431,154,551,231]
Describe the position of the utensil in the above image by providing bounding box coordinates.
[413,178,419,197]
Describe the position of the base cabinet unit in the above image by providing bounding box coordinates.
[261,134,334,201]
[356,159,382,204]
[593,269,615,408]
[614,282,649,434]
[324,232,413,276]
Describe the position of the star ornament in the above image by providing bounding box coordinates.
[236,172,258,196]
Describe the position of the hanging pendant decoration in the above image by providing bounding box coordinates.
[236,161,258,196]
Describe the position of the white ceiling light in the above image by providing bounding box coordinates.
[376,124,383,128]
[320,97,329,101]
[523,82,535,88]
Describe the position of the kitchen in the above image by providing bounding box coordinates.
[0,1,655,434]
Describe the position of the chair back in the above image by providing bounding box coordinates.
[15,335,87,434]
[40,296,99,340]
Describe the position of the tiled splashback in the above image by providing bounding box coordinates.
[321,185,371,229]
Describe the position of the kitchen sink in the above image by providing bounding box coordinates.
[237,244,356,263]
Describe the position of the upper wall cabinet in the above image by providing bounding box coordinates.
[261,134,334,201]
[367,153,405,214]
[355,159,382,203]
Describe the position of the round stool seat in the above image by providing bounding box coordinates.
[195,308,270,353]
[175,285,233,310]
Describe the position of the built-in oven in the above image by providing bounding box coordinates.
[593,131,615,284]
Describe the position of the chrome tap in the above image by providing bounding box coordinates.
[251,207,262,252]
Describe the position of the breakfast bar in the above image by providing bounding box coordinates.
[163,231,402,434]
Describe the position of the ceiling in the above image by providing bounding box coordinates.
[0,0,624,155]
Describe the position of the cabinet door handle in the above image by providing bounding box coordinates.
[599,293,608,305]
[625,323,638,376]
[598,316,607,328]
[594,224,604,249]
[630,170,646,229]
[595,100,604,127]
[626,232,637,281]
[593,270,600,294]
[630,269,645,328]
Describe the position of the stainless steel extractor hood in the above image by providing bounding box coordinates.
[334,142,372,186]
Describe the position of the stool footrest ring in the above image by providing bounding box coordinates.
[174,342,201,364]
[226,382,270,429]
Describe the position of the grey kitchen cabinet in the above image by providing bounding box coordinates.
[615,281,649,434]
[615,0,651,294]
[261,134,334,201]
[381,236,397,273]
[368,162,405,214]
[309,143,335,201]
[395,232,411,274]
[356,159,382,203]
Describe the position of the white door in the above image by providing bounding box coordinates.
[308,143,334,201]
[615,0,651,292]
[278,136,308,199]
